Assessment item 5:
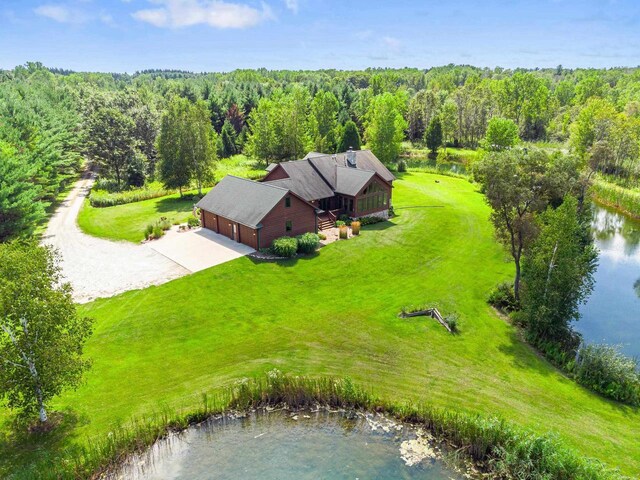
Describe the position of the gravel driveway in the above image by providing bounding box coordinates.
[41,173,189,303]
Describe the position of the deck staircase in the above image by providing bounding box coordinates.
[318,209,341,231]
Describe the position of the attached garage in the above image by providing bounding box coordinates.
[196,175,318,250]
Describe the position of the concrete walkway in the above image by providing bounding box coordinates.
[41,173,189,303]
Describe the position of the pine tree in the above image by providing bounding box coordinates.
[337,120,361,152]
[425,117,443,155]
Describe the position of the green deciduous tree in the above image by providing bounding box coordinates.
[474,150,551,301]
[0,241,92,423]
[364,93,408,164]
[337,120,361,152]
[522,196,597,349]
[309,91,339,153]
[483,117,520,150]
[84,106,137,190]
[157,97,216,196]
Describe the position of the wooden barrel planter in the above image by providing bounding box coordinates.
[351,221,361,235]
[339,225,348,239]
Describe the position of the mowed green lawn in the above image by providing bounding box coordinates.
[2,172,639,476]
[77,192,201,243]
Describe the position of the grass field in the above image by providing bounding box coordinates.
[2,172,639,476]
[77,192,200,243]
[78,154,265,243]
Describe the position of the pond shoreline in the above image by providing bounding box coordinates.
[104,407,479,480]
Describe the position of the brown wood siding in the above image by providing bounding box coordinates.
[353,177,392,216]
[263,164,289,181]
[260,194,316,248]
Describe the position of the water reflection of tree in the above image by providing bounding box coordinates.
[592,205,640,257]
[634,278,640,298]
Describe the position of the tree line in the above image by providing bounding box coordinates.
[3,62,640,242]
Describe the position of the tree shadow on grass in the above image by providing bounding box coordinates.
[0,409,87,476]
[154,196,197,214]
[247,251,320,268]
[497,329,639,416]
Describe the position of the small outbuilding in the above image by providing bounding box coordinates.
[196,175,318,250]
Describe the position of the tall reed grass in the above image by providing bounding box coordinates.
[13,372,628,480]
[591,179,640,218]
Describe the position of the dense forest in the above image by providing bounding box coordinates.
[2,62,640,241]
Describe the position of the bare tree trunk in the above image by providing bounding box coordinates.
[514,258,521,303]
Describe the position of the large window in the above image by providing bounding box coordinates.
[358,181,387,213]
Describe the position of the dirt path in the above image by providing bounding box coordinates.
[41,172,189,303]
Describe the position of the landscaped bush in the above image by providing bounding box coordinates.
[151,224,164,240]
[90,186,173,208]
[358,216,384,226]
[397,160,407,172]
[318,233,327,240]
[339,225,348,239]
[296,232,320,253]
[144,217,173,240]
[487,282,519,312]
[571,344,640,405]
[338,214,352,226]
[335,220,346,227]
[271,236,298,257]
[187,216,201,228]
[351,220,361,235]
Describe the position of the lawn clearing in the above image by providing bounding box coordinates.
[3,172,638,476]
[77,192,200,243]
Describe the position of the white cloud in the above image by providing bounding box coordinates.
[132,0,275,29]
[34,3,115,25]
[382,36,402,51]
[35,4,82,23]
[284,0,297,13]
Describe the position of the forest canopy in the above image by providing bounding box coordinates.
[2,62,640,241]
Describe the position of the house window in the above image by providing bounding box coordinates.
[285,196,291,208]
[286,220,292,231]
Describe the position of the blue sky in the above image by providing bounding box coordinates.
[1,0,639,72]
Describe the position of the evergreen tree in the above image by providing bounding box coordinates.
[220,120,237,158]
[0,143,45,242]
[337,120,361,152]
[425,117,443,155]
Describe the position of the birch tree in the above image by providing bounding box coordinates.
[0,242,92,423]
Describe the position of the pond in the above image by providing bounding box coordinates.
[577,204,640,358]
[111,410,467,480]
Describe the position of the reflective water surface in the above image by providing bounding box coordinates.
[578,204,640,358]
[113,410,465,480]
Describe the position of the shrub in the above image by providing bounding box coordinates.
[89,186,173,208]
[338,214,352,226]
[351,221,361,235]
[271,237,298,257]
[571,344,640,405]
[187,216,201,228]
[444,313,459,333]
[152,224,164,239]
[335,220,346,227]
[388,205,396,217]
[358,216,384,226]
[488,282,519,312]
[318,233,327,240]
[296,232,320,253]
[158,217,172,231]
[339,225,348,239]
[397,159,407,172]
[144,223,154,239]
